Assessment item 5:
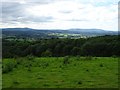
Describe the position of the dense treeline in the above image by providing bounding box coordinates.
[2,35,120,58]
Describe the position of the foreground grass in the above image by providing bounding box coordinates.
[2,57,118,88]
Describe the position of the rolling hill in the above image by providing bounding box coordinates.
[2,28,118,39]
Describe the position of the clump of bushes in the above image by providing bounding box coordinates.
[41,62,49,68]
[84,56,93,60]
[99,64,103,67]
[41,50,52,57]
[112,55,117,58]
[78,81,82,84]
[26,55,34,61]
[27,67,31,71]
[75,55,81,61]
[63,56,70,65]
[74,64,76,66]
[2,59,17,73]
[13,81,19,85]
[16,58,24,65]
[43,83,50,87]
[94,57,97,60]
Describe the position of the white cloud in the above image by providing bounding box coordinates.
[1,0,118,31]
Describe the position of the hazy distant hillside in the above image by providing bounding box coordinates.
[2,28,118,39]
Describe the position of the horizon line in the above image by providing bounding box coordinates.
[1,27,118,32]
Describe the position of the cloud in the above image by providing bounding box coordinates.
[59,10,73,14]
[1,2,26,23]
[23,16,54,23]
[1,0,118,31]
[2,0,58,4]
[67,19,88,22]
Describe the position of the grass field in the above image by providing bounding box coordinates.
[2,57,118,88]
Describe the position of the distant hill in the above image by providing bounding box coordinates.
[2,28,118,39]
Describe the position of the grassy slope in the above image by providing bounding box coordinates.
[2,57,118,88]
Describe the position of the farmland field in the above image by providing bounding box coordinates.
[2,57,118,88]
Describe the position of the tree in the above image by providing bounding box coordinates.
[71,47,81,56]
[62,45,72,56]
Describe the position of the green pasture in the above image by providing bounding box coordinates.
[2,57,118,88]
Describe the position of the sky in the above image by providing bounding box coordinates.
[1,0,119,31]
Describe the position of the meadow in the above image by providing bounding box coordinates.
[2,56,119,88]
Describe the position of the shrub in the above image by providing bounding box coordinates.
[74,64,76,66]
[43,84,50,87]
[41,50,52,57]
[75,56,79,60]
[94,57,97,60]
[2,65,10,73]
[2,59,17,73]
[112,55,117,58]
[13,81,19,85]
[59,65,62,68]
[28,67,31,71]
[100,64,103,67]
[44,63,49,67]
[63,56,70,65]
[26,55,34,61]
[78,81,82,84]
[16,58,24,65]
[84,56,93,60]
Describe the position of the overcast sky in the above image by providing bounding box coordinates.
[1,0,118,31]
